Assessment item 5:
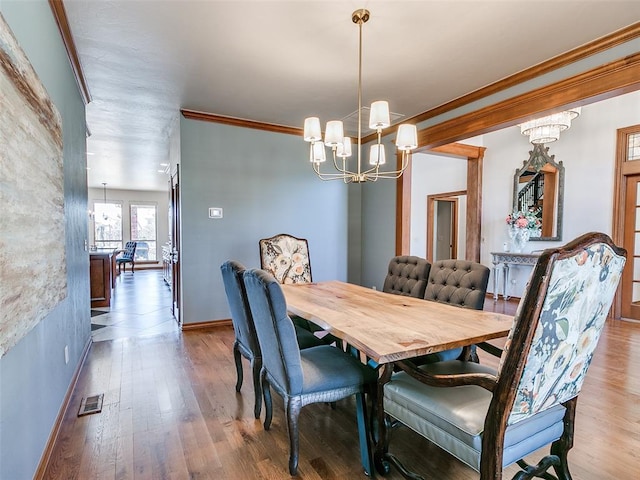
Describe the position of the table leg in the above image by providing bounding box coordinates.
[346,342,375,476]
[504,264,510,301]
[355,392,374,476]
[492,263,500,301]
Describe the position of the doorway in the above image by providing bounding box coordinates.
[427,191,466,261]
[614,125,640,321]
[621,173,640,320]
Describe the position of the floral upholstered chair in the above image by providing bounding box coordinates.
[376,232,626,480]
[259,233,312,284]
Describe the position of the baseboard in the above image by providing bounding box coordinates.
[181,319,233,331]
[34,336,93,479]
[485,292,521,302]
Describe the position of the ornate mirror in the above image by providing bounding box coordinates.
[513,144,564,241]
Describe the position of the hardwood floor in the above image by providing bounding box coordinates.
[43,291,640,479]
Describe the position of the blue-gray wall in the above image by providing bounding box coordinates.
[0,2,89,479]
[179,118,350,324]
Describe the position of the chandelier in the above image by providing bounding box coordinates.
[303,9,418,183]
[519,107,581,144]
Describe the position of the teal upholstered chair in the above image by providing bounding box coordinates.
[115,241,137,273]
[243,268,377,475]
[376,232,626,480]
[220,261,323,419]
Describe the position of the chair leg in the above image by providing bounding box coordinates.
[233,342,243,392]
[550,399,576,480]
[261,369,272,430]
[131,261,134,273]
[251,357,262,419]
[285,397,302,476]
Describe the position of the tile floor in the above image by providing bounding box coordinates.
[90,269,178,342]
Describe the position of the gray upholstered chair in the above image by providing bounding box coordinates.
[115,241,137,273]
[419,259,490,363]
[375,232,626,480]
[382,255,430,298]
[243,268,377,476]
[220,261,323,419]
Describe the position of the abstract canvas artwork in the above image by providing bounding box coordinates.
[0,14,67,357]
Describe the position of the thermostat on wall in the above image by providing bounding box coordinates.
[209,207,223,219]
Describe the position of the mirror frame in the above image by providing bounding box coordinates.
[513,144,564,242]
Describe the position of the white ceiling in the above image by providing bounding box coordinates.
[62,0,640,192]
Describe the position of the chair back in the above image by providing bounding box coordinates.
[243,269,304,395]
[493,233,626,428]
[424,259,489,310]
[121,241,137,260]
[259,234,312,284]
[382,256,430,298]
[220,261,260,355]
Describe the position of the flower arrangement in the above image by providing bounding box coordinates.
[506,209,541,231]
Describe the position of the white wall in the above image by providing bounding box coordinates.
[408,90,639,297]
[410,152,469,258]
[479,90,640,297]
[88,187,169,265]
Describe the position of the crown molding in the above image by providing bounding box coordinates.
[181,109,303,136]
[416,52,640,149]
[48,0,91,104]
[364,22,640,144]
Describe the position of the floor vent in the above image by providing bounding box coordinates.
[78,393,104,416]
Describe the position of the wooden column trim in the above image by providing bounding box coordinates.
[466,148,485,262]
[396,152,412,255]
[48,0,91,104]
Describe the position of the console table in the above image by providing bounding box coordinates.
[490,251,540,300]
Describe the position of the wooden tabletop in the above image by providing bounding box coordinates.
[281,281,513,364]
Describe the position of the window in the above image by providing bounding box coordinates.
[94,202,123,250]
[130,204,157,261]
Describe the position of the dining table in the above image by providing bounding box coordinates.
[281,280,514,477]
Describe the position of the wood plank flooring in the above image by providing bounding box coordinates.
[43,293,640,479]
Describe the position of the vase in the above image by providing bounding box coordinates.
[511,228,530,253]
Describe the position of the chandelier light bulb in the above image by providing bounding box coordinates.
[303,117,322,142]
[369,101,390,130]
[396,124,418,151]
[369,144,386,166]
[337,137,352,158]
[324,120,344,147]
[310,141,326,163]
